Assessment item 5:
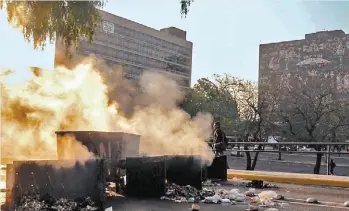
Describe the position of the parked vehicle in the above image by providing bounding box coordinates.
[231,147,244,157]
[298,146,316,152]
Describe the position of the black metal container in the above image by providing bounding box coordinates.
[125,156,166,197]
[56,131,140,179]
[207,155,227,181]
[165,155,204,190]
[11,159,106,209]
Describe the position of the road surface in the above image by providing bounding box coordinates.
[106,181,349,211]
[227,151,349,176]
[107,199,349,211]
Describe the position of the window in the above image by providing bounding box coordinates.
[102,21,115,34]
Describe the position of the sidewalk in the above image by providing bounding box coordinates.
[227,169,349,188]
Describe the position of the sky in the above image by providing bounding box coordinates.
[1,0,349,86]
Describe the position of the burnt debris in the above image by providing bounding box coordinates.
[15,194,99,211]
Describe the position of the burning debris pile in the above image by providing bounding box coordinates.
[0,59,215,207]
[161,183,284,208]
[14,194,99,211]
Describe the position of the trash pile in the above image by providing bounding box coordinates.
[15,194,99,211]
[106,182,124,197]
[246,181,278,189]
[161,183,286,209]
[202,180,221,187]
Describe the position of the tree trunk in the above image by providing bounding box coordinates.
[245,152,252,170]
[251,152,260,170]
[245,146,252,170]
[313,146,323,174]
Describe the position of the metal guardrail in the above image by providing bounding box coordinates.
[232,150,349,154]
[227,142,349,175]
[228,142,349,145]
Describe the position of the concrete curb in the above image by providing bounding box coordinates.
[227,170,349,188]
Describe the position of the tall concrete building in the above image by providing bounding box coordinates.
[259,30,349,103]
[55,10,193,88]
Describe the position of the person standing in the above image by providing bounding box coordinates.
[212,121,227,155]
[330,159,336,175]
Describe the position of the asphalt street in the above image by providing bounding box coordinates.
[107,181,349,211]
[107,199,349,211]
[227,151,349,176]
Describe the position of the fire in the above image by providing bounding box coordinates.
[1,60,115,161]
[0,57,214,201]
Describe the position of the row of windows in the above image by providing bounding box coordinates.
[95,32,191,67]
[104,59,190,87]
[80,42,190,77]
[101,20,191,57]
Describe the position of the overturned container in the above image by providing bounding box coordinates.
[125,156,166,197]
[125,155,206,198]
[165,155,205,190]
[56,131,141,179]
[7,159,106,210]
[206,155,227,181]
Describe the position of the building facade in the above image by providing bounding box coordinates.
[259,30,349,103]
[55,10,193,88]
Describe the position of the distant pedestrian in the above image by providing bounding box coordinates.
[330,159,336,175]
[212,121,227,155]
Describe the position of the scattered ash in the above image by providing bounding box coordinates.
[15,194,99,211]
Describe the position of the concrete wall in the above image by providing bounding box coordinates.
[259,30,349,102]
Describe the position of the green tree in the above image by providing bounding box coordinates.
[272,74,349,174]
[1,0,105,56]
[180,77,238,128]
[214,74,274,170]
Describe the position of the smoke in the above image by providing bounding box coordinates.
[124,72,214,162]
[0,57,214,165]
[57,134,95,161]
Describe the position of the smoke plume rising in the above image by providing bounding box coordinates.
[1,57,214,165]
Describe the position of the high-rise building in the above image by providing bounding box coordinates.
[55,10,193,88]
[259,30,349,103]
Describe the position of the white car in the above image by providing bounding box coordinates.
[231,147,244,157]
[299,146,316,152]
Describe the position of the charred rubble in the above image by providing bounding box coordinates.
[14,194,99,211]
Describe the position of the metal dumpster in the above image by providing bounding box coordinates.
[56,131,140,179]
[125,156,166,197]
[10,159,106,209]
[165,155,204,190]
[206,155,227,181]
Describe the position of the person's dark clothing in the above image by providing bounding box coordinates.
[213,128,227,154]
[330,159,336,175]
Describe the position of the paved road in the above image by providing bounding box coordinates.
[255,152,349,166]
[106,181,349,211]
[107,198,253,211]
[227,152,349,176]
[107,199,349,211]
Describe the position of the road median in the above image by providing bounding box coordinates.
[227,169,349,188]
